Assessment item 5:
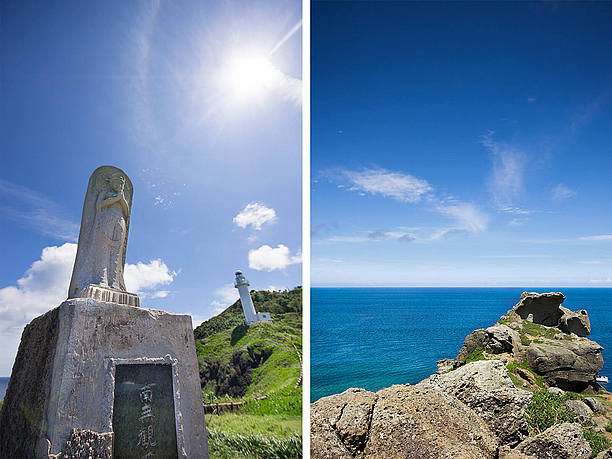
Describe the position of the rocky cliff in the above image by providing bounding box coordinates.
[311,292,612,458]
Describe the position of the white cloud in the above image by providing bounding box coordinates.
[0,243,177,375]
[233,202,277,230]
[579,235,612,241]
[481,132,526,207]
[436,202,488,233]
[343,168,432,203]
[248,244,301,271]
[589,278,612,284]
[210,283,239,314]
[124,259,176,295]
[552,183,576,200]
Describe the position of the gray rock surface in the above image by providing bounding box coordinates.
[485,324,520,354]
[436,358,457,374]
[514,292,566,326]
[364,385,498,458]
[0,308,60,458]
[514,422,592,459]
[311,385,499,458]
[596,447,612,459]
[548,386,565,396]
[584,397,606,413]
[457,329,489,361]
[559,307,591,336]
[563,399,593,419]
[310,388,377,457]
[526,339,604,390]
[419,360,532,446]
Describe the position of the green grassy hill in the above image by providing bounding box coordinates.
[194,287,302,458]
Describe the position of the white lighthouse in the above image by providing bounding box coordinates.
[234,270,271,325]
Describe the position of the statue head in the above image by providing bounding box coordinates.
[106,174,126,193]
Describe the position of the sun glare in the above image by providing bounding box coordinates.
[223,55,281,99]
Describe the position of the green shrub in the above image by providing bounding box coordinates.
[525,390,575,434]
[605,420,612,433]
[505,361,547,389]
[583,429,612,456]
[462,346,486,364]
[207,429,302,459]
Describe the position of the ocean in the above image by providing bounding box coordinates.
[0,377,8,402]
[311,287,612,402]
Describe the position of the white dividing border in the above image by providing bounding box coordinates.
[301,0,311,456]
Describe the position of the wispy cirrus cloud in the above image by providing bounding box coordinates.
[436,202,488,233]
[552,183,576,200]
[579,234,612,241]
[323,167,488,243]
[480,131,526,209]
[343,168,433,203]
[0,179,79,241]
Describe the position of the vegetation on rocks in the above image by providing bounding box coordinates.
[461,346,486,364]
[525,390,576,434]
[583,428,612,456]
[195,288,302,458]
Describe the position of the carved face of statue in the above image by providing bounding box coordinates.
[108,176,125,193]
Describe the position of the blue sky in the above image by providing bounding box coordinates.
[0,0,301,375]
[312,1,612,287]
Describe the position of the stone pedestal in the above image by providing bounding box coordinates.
[0,299,208,458]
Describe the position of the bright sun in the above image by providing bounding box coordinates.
[222,55,281,99]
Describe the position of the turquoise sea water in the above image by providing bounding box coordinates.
[0,377,8,401]
[311,288,612,402]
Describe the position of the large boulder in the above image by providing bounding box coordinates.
[364,385,498,458]
[311,385,499,458]
[419,360,532,446]
[456,324,520,360]
[583,397,605,413]
[513,292,565,326]
[563,399,592,420]
[559,307,591,337]
[526,340,604,391]
[513,423,592,459]
[457,329,489,360]
[486,324,520,355]
[310,388,377,458]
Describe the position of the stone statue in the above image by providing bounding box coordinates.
[68,165,139,306]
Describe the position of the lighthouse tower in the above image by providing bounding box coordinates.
[234,270,271,324]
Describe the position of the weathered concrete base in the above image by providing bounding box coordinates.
[0,299,208,458]
[75,284,140,307]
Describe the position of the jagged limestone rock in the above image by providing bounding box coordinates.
[596,447,612,459]
[563,399,593,420]
[513,423,592,459]
[559,306,591,337]
[526,339,604,391]
[583,397,605,413]
[456,329,489,361]
[513,292,566,326]
[364,385,498,458]
[311,385,499,458]
[310,388,377,457]
[436,358,458,374]
[419,360,532,446]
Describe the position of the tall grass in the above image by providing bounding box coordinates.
[207,429,302,459]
